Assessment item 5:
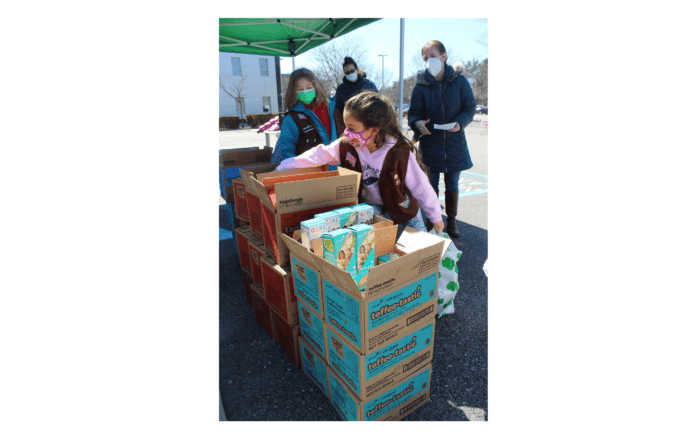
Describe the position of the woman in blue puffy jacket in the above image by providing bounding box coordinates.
[407,40,477,239]
[271,68,338,164]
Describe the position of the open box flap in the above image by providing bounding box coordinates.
[396,227,451,259]
[273,172,360,213]
[249,177,276,211]
[256,164,328,181]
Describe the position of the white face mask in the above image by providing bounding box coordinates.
[426,57,442,77]
[346,72,358,82]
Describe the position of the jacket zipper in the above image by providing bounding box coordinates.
[440,83,446,171]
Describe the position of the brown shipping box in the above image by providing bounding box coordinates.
[325,319,435,400]
[272,312,301,369]
[252,287,276,342]
[247,240,268,289]
[234,227,261,276]
[299,336,331,399]
[328,363,432,422]
[280,228,450,356]
[241,164,361,267]
[219,147,272,202]
[231,178,249,221]
[261,256,298,325]
[242,268,254,306]
[286,215,397,322]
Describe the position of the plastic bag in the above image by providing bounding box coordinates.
[429,230,462,317]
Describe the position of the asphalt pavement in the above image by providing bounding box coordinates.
[219,118,488,421]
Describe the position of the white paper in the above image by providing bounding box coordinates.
[433,122,456,130]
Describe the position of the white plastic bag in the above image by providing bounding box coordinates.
[429,230,463,318]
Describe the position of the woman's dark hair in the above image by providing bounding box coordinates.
[343,91,428,175]
[343,56,364,77]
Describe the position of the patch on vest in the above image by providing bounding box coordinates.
[345,152,356,167]
[297,114,306,119]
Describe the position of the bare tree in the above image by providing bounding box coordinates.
[472,58,488,105]
[219,74,248,120]
[378,66,395,97]
[307,35,377,96]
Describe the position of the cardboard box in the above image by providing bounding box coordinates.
[299,336,331,399]
[328,363,432,421]
[289,253,325,320]
[261,256,298,326]
[247,240,268,289]
[234,227,262,276]
[272,313,301,369]
[298,298,328,360]
[252,286,275,342]
[281,227,450,356]
[241,164,361,268]
[242,268,254,306]
[232,178,249,221]
[219,147,273,202]
[326,321,434,400]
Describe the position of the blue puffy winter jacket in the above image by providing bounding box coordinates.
[270,98,337,164]
[407,63,477,173]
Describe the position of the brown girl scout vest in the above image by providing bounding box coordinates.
[338,138,420,225]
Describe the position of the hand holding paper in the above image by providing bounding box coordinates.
[434,122,457,131]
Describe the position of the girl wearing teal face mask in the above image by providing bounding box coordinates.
[270,68,338,163]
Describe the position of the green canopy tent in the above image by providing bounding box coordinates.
[219,18,406,123]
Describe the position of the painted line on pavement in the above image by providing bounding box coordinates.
[464,171,488,179]
[220,228,233,241]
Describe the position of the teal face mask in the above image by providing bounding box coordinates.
[297,89,316,104]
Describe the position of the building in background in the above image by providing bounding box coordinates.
[219,52,280,118]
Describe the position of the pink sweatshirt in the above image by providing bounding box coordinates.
[276,137,443,224]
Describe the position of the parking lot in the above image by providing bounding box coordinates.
[219,117,488,421]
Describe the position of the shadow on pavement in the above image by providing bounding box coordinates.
[219,205,488,421]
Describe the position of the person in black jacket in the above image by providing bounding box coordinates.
[333,56,379,134]
[408,40,477,239]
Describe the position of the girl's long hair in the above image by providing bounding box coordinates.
[283,68,328,110]
[343,91,428,175]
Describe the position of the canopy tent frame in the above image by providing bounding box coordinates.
[219,18,406,125]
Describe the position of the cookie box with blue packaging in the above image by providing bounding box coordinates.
[328,362,432,421]
[322,229,357,273]
[299,336,331,399]
[281,227,450,356]
[325,319,434,400]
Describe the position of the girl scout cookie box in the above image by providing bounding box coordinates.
[241,164,360,267]
[334,206,357,228]
[285,214,398,320]
[352,203,375,225]
[282,227,450,356]
[326,320,434,400]
[290,252,325,320]
[299,336,331,399]
[315,211,341,232]
[322,229,357,273]
[350,224,375,272]
[300,218,328,250]
[298,299,327,359]
[328,363,432,421]
[252,286,276,342]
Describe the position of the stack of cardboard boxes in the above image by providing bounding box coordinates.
[233,163,362,370]
[281,214,450,421]
[219,147,273,230]
[228,159,451,421]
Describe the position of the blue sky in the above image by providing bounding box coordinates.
[279,18,488,81]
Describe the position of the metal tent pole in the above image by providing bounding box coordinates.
[398,19,405,127]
